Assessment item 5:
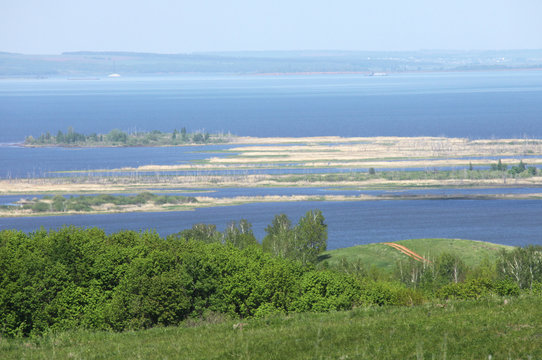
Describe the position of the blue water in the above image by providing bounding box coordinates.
[2,71,542,248]
[2,71,542,143]
[2,200,541,249]
[0,145,237,179]
[3,71,542,178]
[1,144,540,179]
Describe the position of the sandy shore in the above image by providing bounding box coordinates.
[3,173,542,196]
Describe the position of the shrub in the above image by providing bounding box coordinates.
[31,202,50,212]
[291,270,360,312]
[436,278,494,300]
[494,280,520,296]
[360,281,425,306]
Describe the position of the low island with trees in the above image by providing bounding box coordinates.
[24,127,236,147]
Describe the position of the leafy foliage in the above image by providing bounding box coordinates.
[0,214,354,338]
[497,245,542,290]
[263,210,327,265]
[1,215,539,339]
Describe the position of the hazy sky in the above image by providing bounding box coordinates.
[1,0,541,54]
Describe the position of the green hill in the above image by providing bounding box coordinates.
[321,238,514,272]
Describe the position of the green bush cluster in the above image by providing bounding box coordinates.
[436,279,520,300]
[0,224,420,338]
[491,159,538,176]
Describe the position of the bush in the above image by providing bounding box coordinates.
[291,270,361,312]
[0,227,319,337]
[494,280,520,296]
[360,281,425,306]
[31,202,50,212]
[436,278,494,300]
[66,202,92,212]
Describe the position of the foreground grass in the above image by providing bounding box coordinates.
[2,296,541,359]
[322,238,514,271]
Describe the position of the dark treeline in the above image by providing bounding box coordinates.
[24,127,235,146]
[1,210,542,338]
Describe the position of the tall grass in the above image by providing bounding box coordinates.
[2,295,541,359]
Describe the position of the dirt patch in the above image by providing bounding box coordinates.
[383,242,431,263]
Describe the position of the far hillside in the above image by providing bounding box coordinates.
[320,238,514,272]
[2,49,542,76]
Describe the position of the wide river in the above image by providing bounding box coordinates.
[2,71,542,248]
[2,200,541,249]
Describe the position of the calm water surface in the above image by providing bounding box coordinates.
[2,200,541,249]
[2,71,542,143]
[2,72,542,247]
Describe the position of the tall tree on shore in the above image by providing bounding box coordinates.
[223,219,258,249]
[293,210,327,265]
[264,210,327,265]
[263,214,293,258]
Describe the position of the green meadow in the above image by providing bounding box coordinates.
[2,295,541,359]
[321,238,514,272]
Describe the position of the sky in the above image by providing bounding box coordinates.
[1,0,542,54]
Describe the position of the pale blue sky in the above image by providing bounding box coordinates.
[1,0,541,54]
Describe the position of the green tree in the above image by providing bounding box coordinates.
[223,219,258,249]
[435,252,467,284]
[491,159,507,171]
[263,214,294,258]
[293,210,327,265]
[171,224,221,244]
[192,133,204,143]
[56,130,64,143]
[509,160,527,175]
[497,245,542,290]
[52,195,66,212]
[106,129,128,144]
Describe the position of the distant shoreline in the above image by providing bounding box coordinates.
[2,66,542,81]
[252,67,542,77]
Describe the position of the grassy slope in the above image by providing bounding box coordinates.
[2,296,541,359]
[321,238,514,271]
